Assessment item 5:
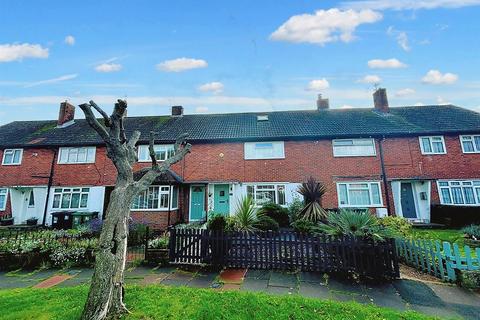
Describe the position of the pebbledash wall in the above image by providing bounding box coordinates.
[1,133,479,229]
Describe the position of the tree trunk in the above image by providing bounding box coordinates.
[81,186,134,320]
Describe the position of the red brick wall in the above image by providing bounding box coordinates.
[130,210,179,230]
[0,191,12,218]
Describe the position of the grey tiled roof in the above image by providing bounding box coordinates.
[0,105,479,148]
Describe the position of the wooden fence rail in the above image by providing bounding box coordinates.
[167,228,399,279]
[395,238,480,281]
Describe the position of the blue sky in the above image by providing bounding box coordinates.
[1,0,480,125]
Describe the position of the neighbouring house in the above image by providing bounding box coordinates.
[0,89,479,229]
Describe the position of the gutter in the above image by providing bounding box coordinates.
[377,137,392,215]
[41,148,57,226]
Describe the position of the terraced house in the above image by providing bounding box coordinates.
[1,89,480,229]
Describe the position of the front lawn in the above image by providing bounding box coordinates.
[0,285,433,320]
[411,228,465,245]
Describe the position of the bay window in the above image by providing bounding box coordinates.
[438,180,480,206]
[138,145,175,162]
[247,184,286,206]
[460,135,480,153]
[131,185,179,210]
[337,182,382,207]
[52,187,89,209]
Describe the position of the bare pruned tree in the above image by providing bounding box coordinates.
[78,100,191,320]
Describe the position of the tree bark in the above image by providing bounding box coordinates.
[78,100,190,320]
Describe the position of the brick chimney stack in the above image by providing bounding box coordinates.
[373,88,389,113]
[171,105,184,117]
[57,101,75,127]
[316,94,329,111]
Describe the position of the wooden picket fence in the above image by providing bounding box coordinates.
[395,238,480,281]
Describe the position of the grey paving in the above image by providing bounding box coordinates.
[245,269,271,280]
[298,281,330,299]
[394,279,445,307]
[298,271,326,284]
[365,283,408,311]
[268,271,297,288]
[241,278,269,292]
[266,285,296,296]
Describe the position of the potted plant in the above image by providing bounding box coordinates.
[0,216,14,226]
[26,217,38,226]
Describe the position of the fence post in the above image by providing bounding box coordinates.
[144,226,149,261]
[443,242,456,281]
[168,227,176,262]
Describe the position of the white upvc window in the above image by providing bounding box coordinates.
[437,180,480,206]
[0,188,8,210]
[244,141,285,160]
[246,184,286,206]
[52,187,90,209]
[337,182,382,207]
[332,139,376,157]
[58,147,96,164]
[137,145,175,162]
[2,149,23,165]
[419,136,446,155]
[460,135,480,153]
[131,185,179,211]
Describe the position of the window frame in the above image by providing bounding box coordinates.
[51,187,90,210]
[244,141,285,160]
[0,188,8,211]
[437,180,480,206]
[332,138,376,157]
[246,183,286,207]
[419,136,447,155]
[137,144,175,162]
[336,181,383,208]
[131,185,179,211]
[2,149,23,165]
[460,135,480,154]
[58,147,96,164]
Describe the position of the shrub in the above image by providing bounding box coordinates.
[87,218,103,233]
[318,209,393,241]
[459,270,480,289]
[148,234,169,249]
[231,196,263,233]
[461,224,480,240]
[261,203,289,227]
[291,219,319,234]
[288,198,304,222]
[207,213,227,231]
[256,216,280,232]
[297,177,327,222]
[378,216,413,237]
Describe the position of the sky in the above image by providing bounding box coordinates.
[1,0,480,125]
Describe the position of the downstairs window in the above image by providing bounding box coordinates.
[246,184,286,206]
[337,182,382,207]
[438,180,480,206]
[131,185,179,210]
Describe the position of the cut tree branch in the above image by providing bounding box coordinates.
[79,103,110,141]
[89,100,111,127]
[148,131,158,168]
[127,130,141,149]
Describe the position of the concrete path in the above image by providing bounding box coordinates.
[1,267,479,319]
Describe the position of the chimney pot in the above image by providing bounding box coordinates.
[373,88,389,113]
[171,105,184,117]
[57,101,75,127]
[317,94,329,111]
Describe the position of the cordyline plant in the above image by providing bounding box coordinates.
[78,100,191,320]
[297,176,328,222]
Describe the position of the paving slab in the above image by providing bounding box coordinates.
[219,268,247,284]
[167,270,195,281]
[245,269,271,280]
[188,277,215,289]
[140,273,169,285]
[34,275,73,288]
[447,302,480,320]
[365,283,408,311]
[330,291,371,304]
[220,283,241,291]
[411,305,463,320]
[241,278,269,292]
[328,277,367,295]
[298,272,326,284]
[298,281,330,299]
[269,271,297,288]
[159,278,189,287]
[427,283,480,307]
[393,279,445,307]
[266,285,296,296]
[125,266,155,279]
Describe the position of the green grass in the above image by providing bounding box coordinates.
[0,285,435,320]
[411,229,465,245]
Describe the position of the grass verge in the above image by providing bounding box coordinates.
[0,285,435,320]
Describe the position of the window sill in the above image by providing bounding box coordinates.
[244,157,285,160]
[333,154,376,158]
[421,153,447,155]
[57,162,95,165]
[1,163,21,166]
[338,205,383,208]
[439,203,480,207]
[130,208,178,212]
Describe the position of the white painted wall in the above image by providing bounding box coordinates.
[9,187,47,225]
[392,180,431,222]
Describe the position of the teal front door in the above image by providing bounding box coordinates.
[190,186,206,221]
[214,184,230,215]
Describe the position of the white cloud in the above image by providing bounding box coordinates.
[395,88,416,97]
[306,79,330,91]
[156,58,208,72]
[357,75,381,84]
[0,43,49,62]
[340,105,354,109]
[64,35,75,46]
[368,58,407,69]
[342,0,480,10]
[422,70,458,85]
[95,63,122,73]
[24,74,78,88]
[198,82,224,94]
[270,9,382,45]
[387,26,410,51]
[195,106,209,113]
[437,96,451,105]
[414,102,425,106]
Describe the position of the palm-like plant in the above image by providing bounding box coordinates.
[232,196,264,232]
[318,209,392,241]
[297,177,328,222]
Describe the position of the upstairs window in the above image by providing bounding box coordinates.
[138,145,175,162]
[438,180,480,206]
[332,139,376,157]
[52,187,89,209]
[247,184,286,206]
[460,135,480,153]
[2,149,23,165]
[337,182,382,207]
[244,141,285,160]
[58,147,96,164]
[419,136,446,155]
[131,185,178,210]
[0,188,7,210]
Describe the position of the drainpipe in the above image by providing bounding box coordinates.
[42,148,57,226]
[378,137,392,215]
[167,183,172,226]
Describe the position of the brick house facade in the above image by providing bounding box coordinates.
[1,90,479,229]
